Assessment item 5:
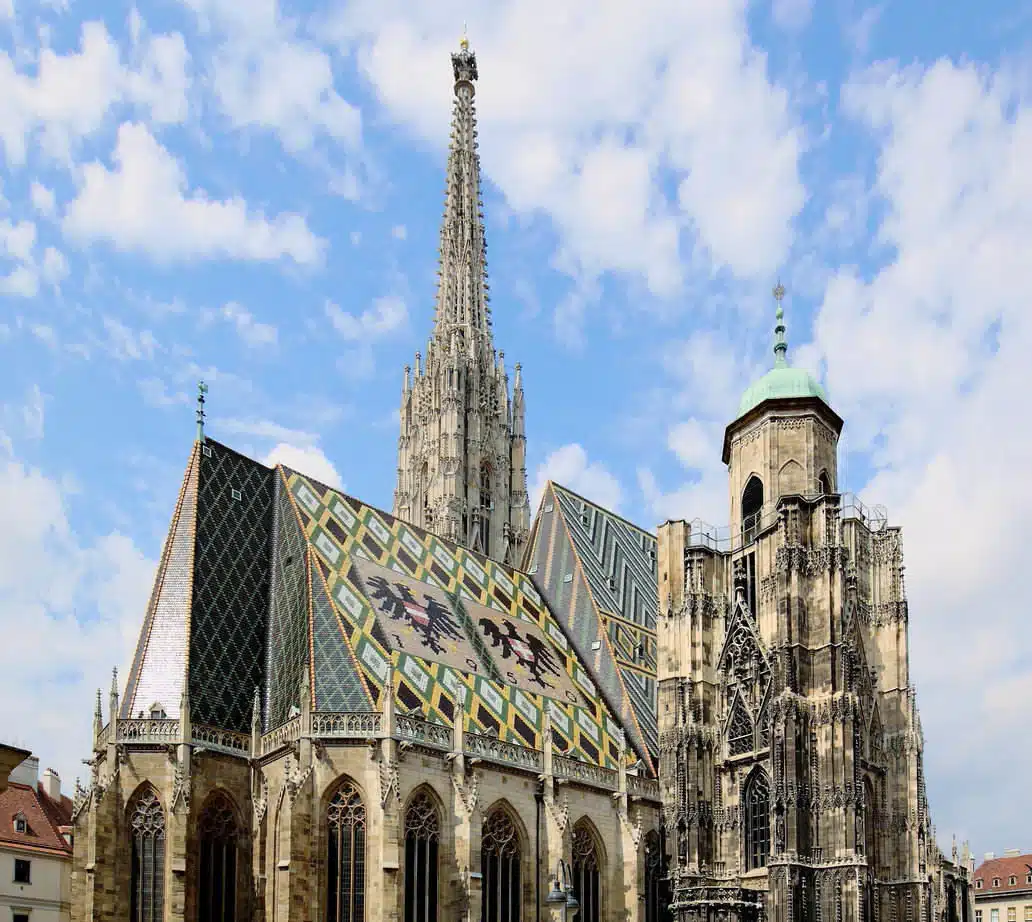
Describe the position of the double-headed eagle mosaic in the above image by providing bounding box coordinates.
[366,575,463,655]
[478,617,562,691]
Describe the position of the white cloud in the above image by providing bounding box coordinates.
[177,0,361,153]
[391,224,407,240]
[263,442,343,490]
[330,0,804,323]
[218,417,319,445]
[41,246,69,287]
[0,20,191,167]
[326,294,408,341]
[139,378,190,408]
[217,301,278,348]
[771,0,813,31]
[101,315,158,360]
[63,122,325,264]
[530,443,622,514]
[29,181,56,217]
[0,456,154,791]
[0,219,39,297]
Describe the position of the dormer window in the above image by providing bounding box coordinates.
[976,880,983,889]
[148,702,167,720]
[1009,876,1016,886]
[13,813,27,834]
[993,878,1001,888]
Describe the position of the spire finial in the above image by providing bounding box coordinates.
[460,22,469,51]
[196,380,208,442]
[772,279,788,366]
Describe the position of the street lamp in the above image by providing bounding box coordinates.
[546,858,579,920]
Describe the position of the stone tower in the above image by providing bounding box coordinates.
[393,38,530,566]
[655,287,971,922]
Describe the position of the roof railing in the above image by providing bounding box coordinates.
[684,488,890,555]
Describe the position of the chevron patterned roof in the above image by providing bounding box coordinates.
[524,482,658,768]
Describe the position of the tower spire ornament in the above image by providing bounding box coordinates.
[196,380,208,442]
[772,279,788,366]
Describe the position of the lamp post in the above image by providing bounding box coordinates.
[546,859,579,921]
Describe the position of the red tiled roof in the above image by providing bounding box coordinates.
[974,855,1032,898]
[0,782,73,856]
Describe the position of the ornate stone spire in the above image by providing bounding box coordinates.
[431,34,491,357]
[393,37,530,566]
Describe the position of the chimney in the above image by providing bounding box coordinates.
[8,755,39,790]
[1004,849,1021,858]
[985,852,995,861]
[41,767,61,801]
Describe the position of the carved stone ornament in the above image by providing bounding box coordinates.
[378,755,400,809]
[451,767,480,816]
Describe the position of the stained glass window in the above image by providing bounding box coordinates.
[404,790,440,922]
[744,771,770,871]
[644,831,672,922]
[481,808,520,922]
[327,781,366,922]
[199,791,239,922]
[130,790,166,922]
[572,822,602,922]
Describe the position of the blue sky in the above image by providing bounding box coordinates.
[2,0,1031,859]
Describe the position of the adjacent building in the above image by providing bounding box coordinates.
[1,755,73,922]
[69,36,969,922]
[974,852,1032,922]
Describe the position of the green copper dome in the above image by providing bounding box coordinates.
[736,283,828,417]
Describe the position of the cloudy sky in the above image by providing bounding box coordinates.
[1,0,1030,856]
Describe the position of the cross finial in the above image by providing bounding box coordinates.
[196,380,208,442]
[772,279,788,365]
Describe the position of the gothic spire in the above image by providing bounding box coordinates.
[433,34,491,354]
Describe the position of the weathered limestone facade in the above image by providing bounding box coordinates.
[655,387,971,922]
[392,40,529,566]
[73,675,663,922]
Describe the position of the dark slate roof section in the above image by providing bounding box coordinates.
[189,440,274,732]
[264,472,311,731]
[529,482,660,763]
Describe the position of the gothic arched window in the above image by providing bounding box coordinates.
[129,789,165,922]
[742,476,764,544]
[481,807,521,922]
[728,700,754,756]
[644,831,671,922]
[198,791,239,922]
[404,790,441,922]
[744,771,771,871]
[819,470,832,496]
[327,780,366,922]
[572,821,602,922]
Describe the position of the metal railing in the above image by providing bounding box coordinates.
[684,489,889,554]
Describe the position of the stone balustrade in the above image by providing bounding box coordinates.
[463,731,542,771]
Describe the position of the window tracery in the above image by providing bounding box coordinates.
[481,808,520,922]
[130,790,165,922]
[404,790,441,922]
[198,792,239,922]
[572,822,602,922]
[327,781,366,922]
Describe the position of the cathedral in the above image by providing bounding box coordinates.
[70,37,972,922]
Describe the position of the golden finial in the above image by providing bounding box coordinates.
[460,22,469,50]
